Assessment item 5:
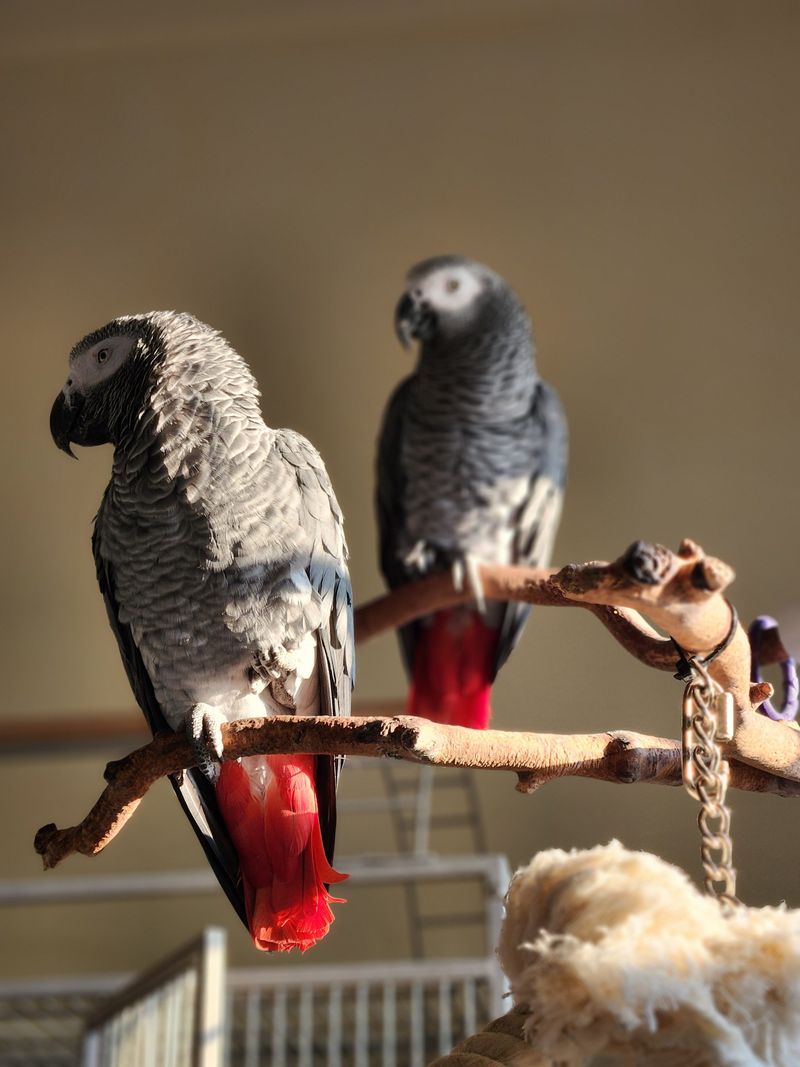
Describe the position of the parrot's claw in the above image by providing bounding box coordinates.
[186,703,227,781]
[402,539,432,574]
[452,553,487,614]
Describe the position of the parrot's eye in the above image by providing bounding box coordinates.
[96,348,110,364]
[445,278,460,293]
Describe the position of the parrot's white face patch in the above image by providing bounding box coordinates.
[64,335,135,395]
[408,265,484,315]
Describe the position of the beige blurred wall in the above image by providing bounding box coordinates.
[1,0,799,977]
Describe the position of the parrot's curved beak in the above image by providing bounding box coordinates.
[394,292,436,350]
[394,293,417,349]
[49,391,79,458]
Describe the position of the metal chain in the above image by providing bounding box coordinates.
[681,657,739,911]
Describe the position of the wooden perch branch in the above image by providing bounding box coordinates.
[34,712,800,870]
[355,563,677,671]
[549,539,800,780]
[35,538,800,872]
[357,539,800,781]
[356,551,791,673]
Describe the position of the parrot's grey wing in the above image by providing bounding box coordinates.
[91,504,247,928]
[275,431,354,865]
[492,380,568,676]
[375,375,419,673]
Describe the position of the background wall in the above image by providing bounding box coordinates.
[1,0,798,978]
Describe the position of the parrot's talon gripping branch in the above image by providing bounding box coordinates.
[186,703,226,780]
[451,553,487,613]
[35,540,800,872]
[402,539,432,574]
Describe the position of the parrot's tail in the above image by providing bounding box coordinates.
[216,754,347,953]
[407,608,496,729]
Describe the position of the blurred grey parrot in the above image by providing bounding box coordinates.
[50,311,353,952]
[377,256,567,728]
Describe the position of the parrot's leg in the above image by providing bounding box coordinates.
[186,702,227,780]
[452,553,487,614]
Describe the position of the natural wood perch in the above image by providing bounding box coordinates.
[33,713,800,870]
[36,538,800,871]
[355,562,679,670]
[355,544,793,673]
[357,538,800,779]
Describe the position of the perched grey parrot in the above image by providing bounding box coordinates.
[377,256,567,728]
[50,311,353,952]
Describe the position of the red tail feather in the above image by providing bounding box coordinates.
[408,608,496,729]
[216,754,346,953]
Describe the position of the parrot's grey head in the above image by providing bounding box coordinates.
[50,310,242,457]
[50,314,165,456]
[394,255,525,351]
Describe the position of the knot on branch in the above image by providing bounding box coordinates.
[604,733,637,783]
[33,824,59,868]
[622,540,673,586]
[601,732,677,786]
[554,539,735,608]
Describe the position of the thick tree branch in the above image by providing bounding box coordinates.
[550,538,800,780]
[356,546,794,675]
[35,539,800,872]
[34,713,800,870]
[355,564,676,671]
[356,540,800,780]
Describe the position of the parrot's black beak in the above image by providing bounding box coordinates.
[394,293,417,349]
[49,391,79,458]
[394,292,436,350]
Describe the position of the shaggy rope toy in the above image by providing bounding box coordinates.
[433,841,800,1066]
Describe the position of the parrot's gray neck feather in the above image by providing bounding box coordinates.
[112,324,270,495]
[415,328,538,422]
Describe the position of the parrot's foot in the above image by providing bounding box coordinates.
[402,539,435,573]
[251,648,299,710]
[186,703,227,780]
[258,644,297,678]
[401,542,452,576]
[452,553,487,613]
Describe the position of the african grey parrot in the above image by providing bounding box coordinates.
[50,311,353,952]
[376,256,567,728]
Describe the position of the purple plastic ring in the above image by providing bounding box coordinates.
[748,615,799,722]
